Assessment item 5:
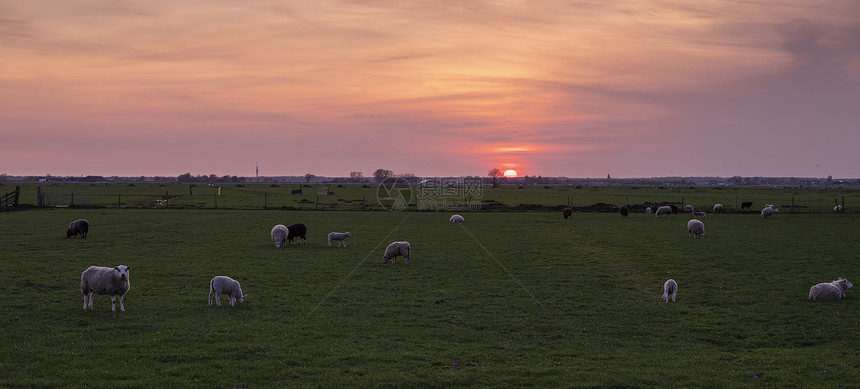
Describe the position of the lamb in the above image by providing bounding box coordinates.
[209,276,246,307]
[687,219,705,238]
[655,206,672,217]
[834,205,844,212]
[809,278,853,301]
[685,205,694,212]
[693,211,707,218]
[562,207,572,219]
[619,206,629,218]
[645,206,653,214]
[761,206,778,218]
[449,214,465,223]
[286,223,307,244]
[271,224,289,248]
[713,204,723,213]
[383,241,411,264]
[328,232,351,247]
[662,279,677,302]
[67,219,90,238]
[81,265,131,312]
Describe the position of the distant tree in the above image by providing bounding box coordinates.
[349,171,364,182]
[0,174,6,182]
[304,173,316,183]
[373,169,393,183]
[178,172,193,182]
[488,168,501,188]
[826,175,833,188]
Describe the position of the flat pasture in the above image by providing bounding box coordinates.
[1,205,858,387]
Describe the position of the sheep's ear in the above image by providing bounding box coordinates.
[243,294,248,298]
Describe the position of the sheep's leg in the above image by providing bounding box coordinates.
[119,295,125,312]
[88,292,94,309]
[404,255,409,265]
[110,295,117,312]
[208,291,214,306]
[342,240,346,248]
[215,293,222,307]
[229,296,235,307]
[328,239,332,247]
[83,294,88,310]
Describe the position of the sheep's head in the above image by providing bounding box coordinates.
[237,293,247,305]
[345,232,351,237]
[114,265,130,281]
[66,228,73,238]
[275,241,282,248]
[836,278,853,290]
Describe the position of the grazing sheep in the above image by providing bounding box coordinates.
[764,204,775,209]
[271,224,289,248]
[685,205,694,212]
[646,206,653,214]
[809,278,853,301]
[662,279,677,302]
[834,205,844,212]
[328,232,351,247]
[383,241,411,264]
[81,265,131,312]
[655,206,672,217]
[286,223,307,244]
[713,204,723,213]
[209,276,246,307]
[67,219,90,238]
[619,206,629,218]
[687,219,705,238]
[741,201,754,209]
[562,207,572,219]
[761,206,778,218]
[449,214,465,223]
[693,212,707,218]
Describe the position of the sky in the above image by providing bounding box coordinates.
[1,0,859,179]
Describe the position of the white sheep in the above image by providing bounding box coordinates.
[271,224,289,248]
[693,211,707,218]
[685,205,694,212]
[383,241,411,264]
[81,265,131,312]
[449,214,465,223]
[645,206,653,214]
[328,232,351,247]
[713,204,723,213]
[834,205,844,212]
[662,279,677,302]
[761,206,778,218]
[655,206,672,217]
[687,219,705,238]
[809,278,853,301]
[209,276,246,307]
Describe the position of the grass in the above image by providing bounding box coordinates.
[1,205,858,387]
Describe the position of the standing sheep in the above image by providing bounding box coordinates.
[662,279,677,302]
[562,207,572,219]
[619,206,629,218]
[449,214,465,223]
[271,224,289,248]
[693,212,707,218]
[685,205,694,212]
[713,204,723,213]
[809,278,853,301]
[81,265,131,312]
[209,276,246,307]
[761,206,778,218]
[834,205,844,212]
[645,206,653,214]
[67,219,90,238]
[383,241,411,264]
[328,232,351,247]
[687,219,705,238]
[655,206,672,217]
[286,223,307,244]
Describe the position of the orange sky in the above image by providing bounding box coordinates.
[2,1,859,178]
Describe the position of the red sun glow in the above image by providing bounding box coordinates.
[503,169,518,178]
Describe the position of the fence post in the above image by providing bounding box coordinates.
[166,190,169,208]
[264,193,267,209]
[791,197,794,213]
[71,192,74,206]
[214,194,218,209]
[37,186,42,206]
[118,194,122,208]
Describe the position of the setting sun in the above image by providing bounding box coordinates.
[503,169,518,178]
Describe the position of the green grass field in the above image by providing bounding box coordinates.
[1,202,858,387]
